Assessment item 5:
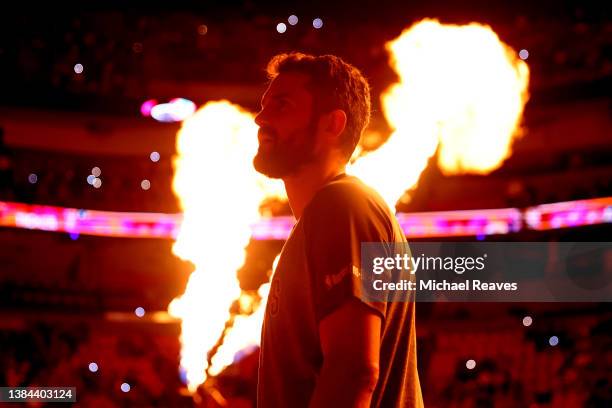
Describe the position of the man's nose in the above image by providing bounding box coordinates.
[254,108,268,127]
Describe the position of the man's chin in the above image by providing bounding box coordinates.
[253,153,290,179]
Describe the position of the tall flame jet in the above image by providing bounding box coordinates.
[350,19,529,207]
[168,101,282,390]
[169,19,529,391]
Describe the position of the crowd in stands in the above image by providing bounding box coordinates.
[1,140,610,214]
[402,150,612,212]
[0,143,178,213]
[1,4,609,114]
[428,309,612,407]
[0,226,191,313]
[1,4,610,214]
[193,304,612,407]
[0,320,191,407]
[1,306,609,407]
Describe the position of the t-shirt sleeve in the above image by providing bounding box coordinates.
[303,184,392,324]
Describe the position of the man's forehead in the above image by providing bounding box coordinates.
[262,72,311,102]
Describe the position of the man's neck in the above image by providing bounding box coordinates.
[283,164,345,220]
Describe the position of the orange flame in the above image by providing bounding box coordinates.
[350,19,529,207]
[168,101,282,390]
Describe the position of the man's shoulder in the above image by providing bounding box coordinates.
[302,175,399,240]
[306,175,385,213]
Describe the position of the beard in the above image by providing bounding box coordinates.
[253,121,318,179]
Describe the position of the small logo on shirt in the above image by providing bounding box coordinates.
[325,266,360,289]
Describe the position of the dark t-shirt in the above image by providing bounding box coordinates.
[257,174,423,408]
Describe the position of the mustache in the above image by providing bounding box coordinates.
[258,126,279,140]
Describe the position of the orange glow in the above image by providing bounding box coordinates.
[350,19,529,207]
[168,101,282,391]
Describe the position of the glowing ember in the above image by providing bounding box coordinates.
[168,101,282,391]
[350,19,529,207]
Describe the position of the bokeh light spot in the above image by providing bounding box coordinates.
[135,307,145,317]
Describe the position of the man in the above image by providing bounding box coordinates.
[254,53,423,408]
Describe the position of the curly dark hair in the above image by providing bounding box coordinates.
[265,52,371,161]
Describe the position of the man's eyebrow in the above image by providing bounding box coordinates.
[261,91,293,107]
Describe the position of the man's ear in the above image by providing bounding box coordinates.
[320,109,347,141]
